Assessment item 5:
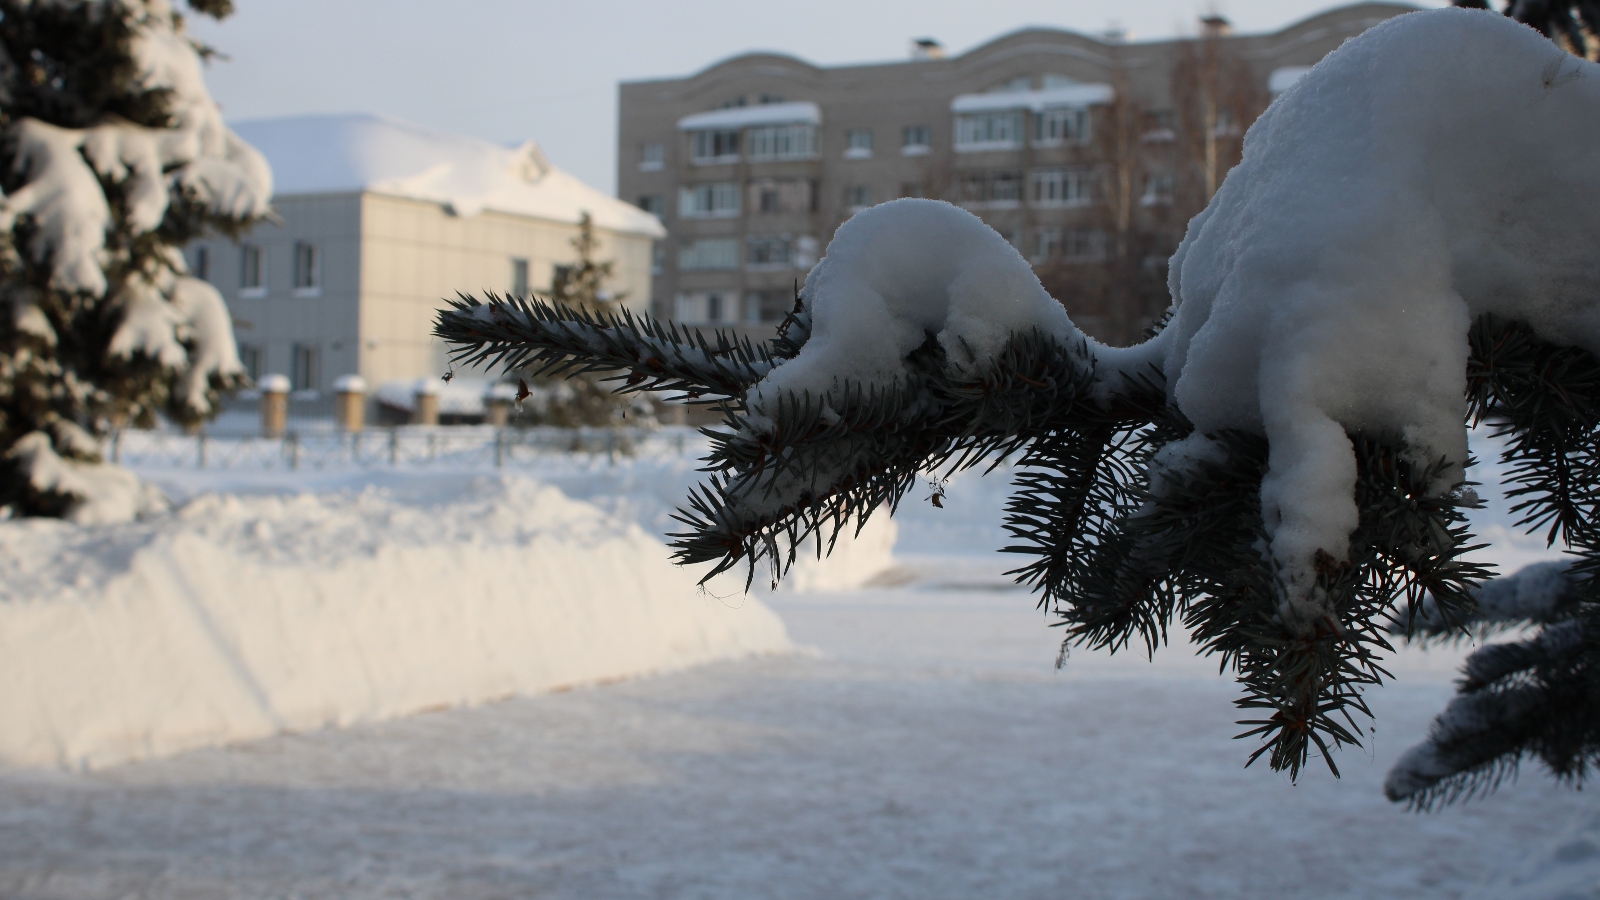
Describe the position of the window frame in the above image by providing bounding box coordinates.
[239,244,266,297]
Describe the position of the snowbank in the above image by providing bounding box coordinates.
[0,475,789,769]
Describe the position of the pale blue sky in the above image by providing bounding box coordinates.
[188,1,1446,195]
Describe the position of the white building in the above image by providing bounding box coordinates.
[188,114,665,393]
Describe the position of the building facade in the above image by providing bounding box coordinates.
[189,114,665,394]
[617,3,1417,345]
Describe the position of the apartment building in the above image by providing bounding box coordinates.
[617,2,1417,344]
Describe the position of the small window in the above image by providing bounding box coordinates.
[954,112,1023,151]
[192,245,210,282]
[1033,228,1061,264]
[1061,229,1108,263]
[651,243,666,275]
[1031,167,1095,207]
[747,124,817,161]
[240,244,265,296]
[844,129,873,159]
[637,194,663,216]
[746,234,792,268]
[1141,172,1176,206]
[673,291,740,325]
[511,257,530,295]
[551,264,574,294]
[291,343,319,392]
[688,129,740,164]
[899,182,924,199]
[678,239,740,271]
[293,242,319,295]
[744,290,793,324]
[845,185,873,211]
[902,125,931,156]
[639,142,665,171]
[679,182,740,218]
[958,171,1024,207]
[1034,107,1090,146]
[236,342,261,381]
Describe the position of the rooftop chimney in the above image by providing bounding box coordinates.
[911,38,944,61]
[1200,15,1232,38]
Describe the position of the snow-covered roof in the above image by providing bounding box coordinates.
[677,101,822,131]
[950,83,1113,114]
[1268,66,1314,95]
[230,114,665,238]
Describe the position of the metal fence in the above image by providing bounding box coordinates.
[106,425,698,472]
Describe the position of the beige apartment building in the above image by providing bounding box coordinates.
[189,114,665,394]
[618,2,1417,344]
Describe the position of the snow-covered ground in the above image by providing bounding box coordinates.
[0,429,1589,898]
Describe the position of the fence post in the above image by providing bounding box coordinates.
[288,431,300,471]
[259,373,290,437]
[428,430,437,462]
[111,429,121,464]
[494,428,504,468]
[333,374,367,432]
[197,431,206,469]
[389,428,398,466]
[606,429,616,467]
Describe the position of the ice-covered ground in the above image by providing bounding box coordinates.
[0,429,1590,898]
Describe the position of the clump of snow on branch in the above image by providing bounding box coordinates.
[758,8,1600,628]
[747,198,1088,412]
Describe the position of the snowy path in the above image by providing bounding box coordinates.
[0,558,1590,900]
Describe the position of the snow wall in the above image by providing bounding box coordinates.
[0,475,799,769]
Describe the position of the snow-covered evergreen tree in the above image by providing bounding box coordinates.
[0,0,270,522]
[437,8,1600,797]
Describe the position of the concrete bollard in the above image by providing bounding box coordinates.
[259,373,290,437]
[333,374,367,432]
[483,382,518,427]
[413,378,440,426]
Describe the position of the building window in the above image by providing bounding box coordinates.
[192,245,210,282]
[293,242,319,295]
[747,124,817,161]
[1034,107,1090,146]
[678,239,740,271]
[551,264,574,293]
[1031,167,1095,207]
[1033,228,1060,263]
[1141,172,1176,206]
[637,194,663,216]
[639,142,665,171]
[679,182,740,218]
[844,129,873,159]
[743,290,794,324]
[511,257,529,295]
[958,171,1024,207]
[844,185,873,211]
[240,244,265,296]
[688,128,740,164]
[651,243,666,275]
[1061,229,1109,263]
[236,342,261,381]
[746,234,792,268]
[954,112,1023,151]
[291,343,319,392]
[749,178,815,215]
[674,291,740,325]
[902,125,931,156]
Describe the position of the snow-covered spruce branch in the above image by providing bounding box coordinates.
[435,292,778,404]
[0,0,271,522]
[437,9,1600,784]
